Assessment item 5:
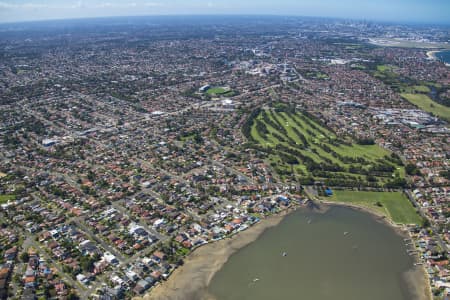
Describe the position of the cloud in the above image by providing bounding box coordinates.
[93,2,165,8]
[0,1,49,9]
[0,1,163,10]
[70,1,84,9]
[144,2,163,7]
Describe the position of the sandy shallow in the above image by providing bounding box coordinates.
[134,203,431,300]
[134,210,289,300]
[426,50,450,66]
[404,266,432,300]
[426,50,439,60]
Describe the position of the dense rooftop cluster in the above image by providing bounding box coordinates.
[0,16,449,299]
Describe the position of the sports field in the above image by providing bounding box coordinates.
[0,194,16,204]
[326,190,422,225]
[401,93,450,123]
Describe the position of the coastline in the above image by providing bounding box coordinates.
[426,50,439,60]
[320,200,432,300]
[134,208,293,300]
[135,202,432,300]
[319,200,400,229]
[426,50,450,66]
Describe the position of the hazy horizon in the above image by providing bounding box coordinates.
[0,0,449,25]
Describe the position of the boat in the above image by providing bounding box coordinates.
[282,252,287,257]
[344,231,349,236]
[253,278,260,282]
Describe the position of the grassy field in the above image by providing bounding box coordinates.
[325,190,422,225]
[206,87,227,94]
[206,87,234,97]
[399,85,431,94]
[376,65,395,72]
[249,108,404,186]
[304,71,329,80]
[0,194,16,204]
[401,93,450,122]
[370,64,450,123]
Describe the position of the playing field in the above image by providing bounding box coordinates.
[401,93,450,123]
[0,194,16,204]
[326,190,422,225]
[206,87,234,96]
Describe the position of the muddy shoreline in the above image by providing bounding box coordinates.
[134,202,431,300]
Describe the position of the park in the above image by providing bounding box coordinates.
[244,105,406,187]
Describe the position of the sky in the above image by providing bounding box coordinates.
[0,0,449,24]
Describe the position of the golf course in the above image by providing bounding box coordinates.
[245,106,405,187]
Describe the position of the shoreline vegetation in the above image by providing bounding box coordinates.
[135,201,431,300]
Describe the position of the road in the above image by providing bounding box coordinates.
[70,217,126,263]
[111,201,167,243]
[404,189,448,252]
[23,235,86,292]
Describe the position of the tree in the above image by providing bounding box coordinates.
[66,292,80,300]
[405,163,420,176]
[80,255,95,272]
[20,252,29,263]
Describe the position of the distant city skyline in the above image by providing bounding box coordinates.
[0,0,449,25]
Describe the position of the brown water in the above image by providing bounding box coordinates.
[208,206,416,300]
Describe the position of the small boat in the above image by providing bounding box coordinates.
[307,219,311,224]
[344,232,349,236]
[253,278,260,282]
[282,252,287,257]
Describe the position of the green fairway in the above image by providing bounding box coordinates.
[247,107,404,187]
[248,107,404,187]
[326,190,422,225]
[401,93,450,122]
[0,194,16,204]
